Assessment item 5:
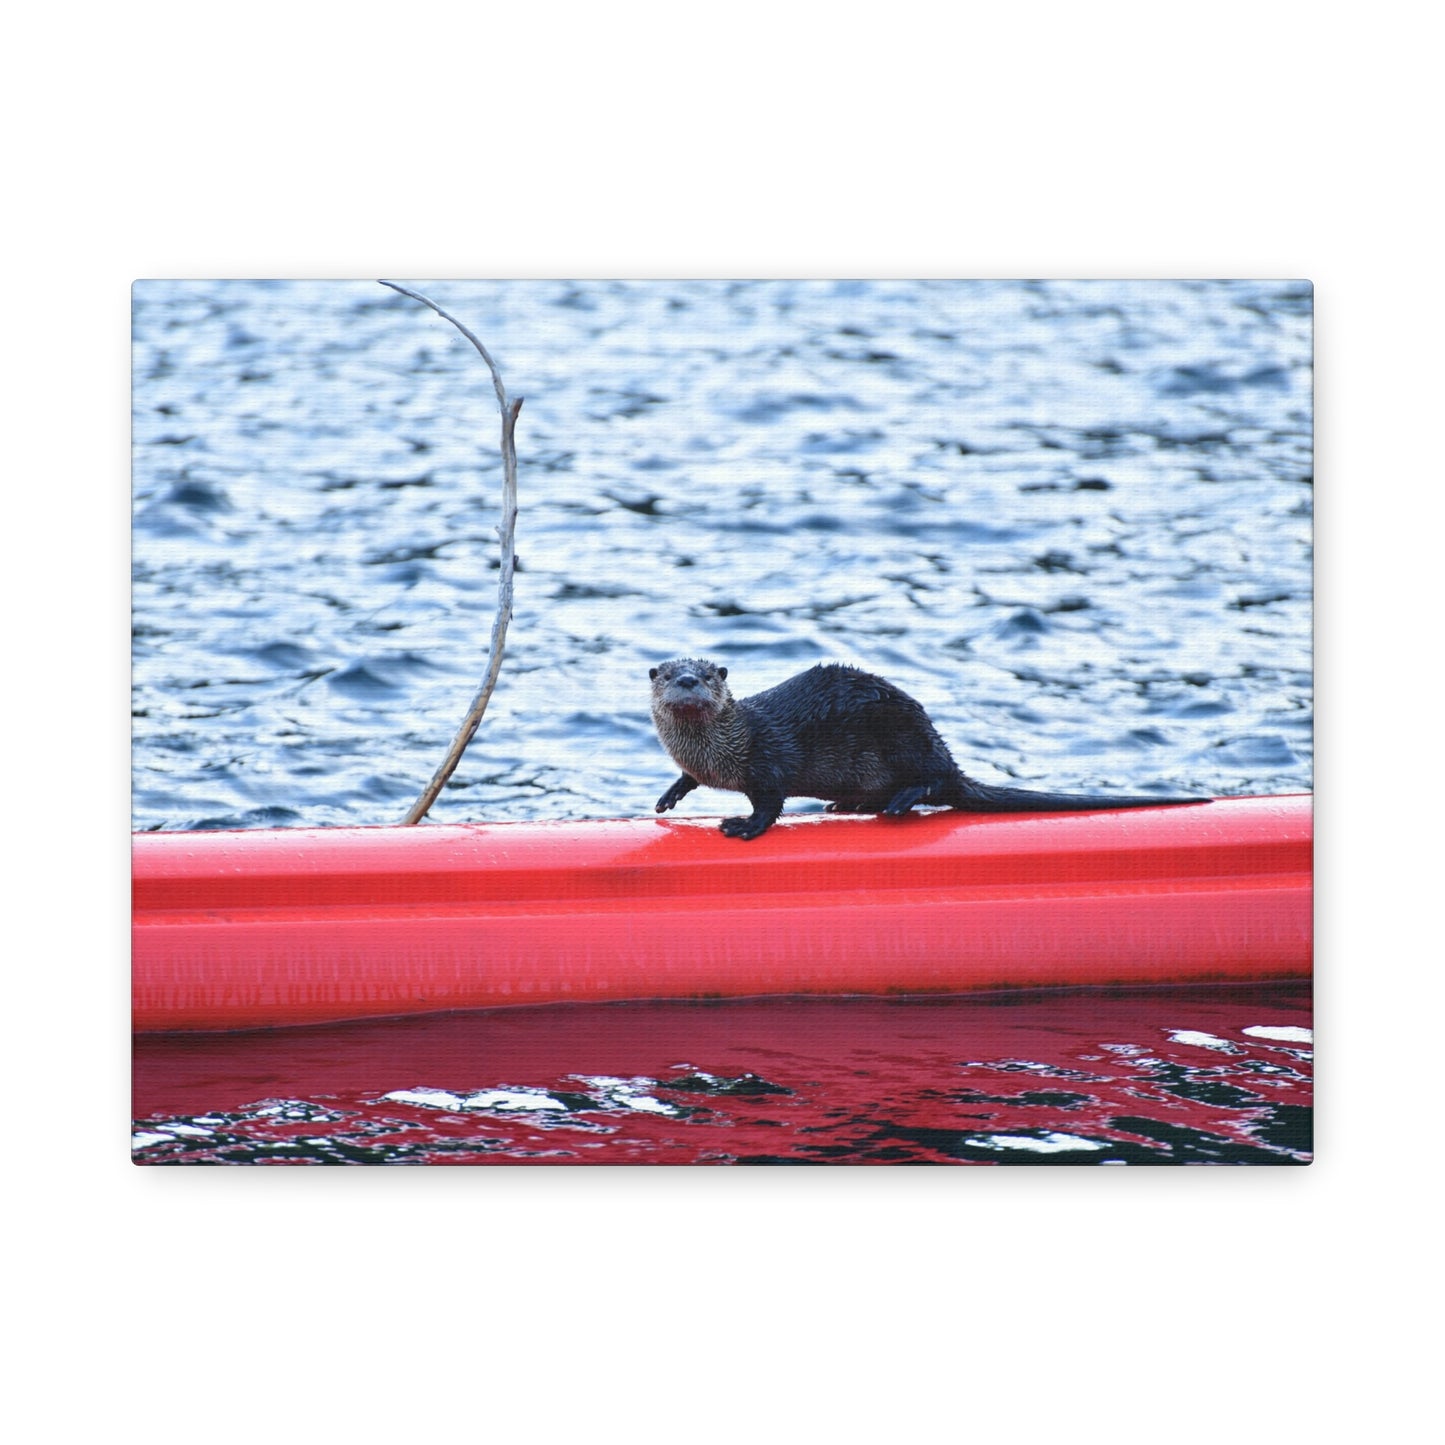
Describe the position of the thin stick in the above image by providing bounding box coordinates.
[380,280,522,826]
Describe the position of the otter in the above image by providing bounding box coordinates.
[649,657,1204,840]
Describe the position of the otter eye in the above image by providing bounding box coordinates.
[718,667,727,681]
[649,667,659,680]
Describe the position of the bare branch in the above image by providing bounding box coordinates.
[380,281,522,826]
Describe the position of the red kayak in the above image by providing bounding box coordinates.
[131,794,1311,1033]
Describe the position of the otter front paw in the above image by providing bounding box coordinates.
[720,814,771,840]
[655,778,692,812]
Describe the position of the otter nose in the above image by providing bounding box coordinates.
[674,672,700,690]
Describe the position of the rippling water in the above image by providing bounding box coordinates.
[131,279,1312,831]
[132,986,1312,1165]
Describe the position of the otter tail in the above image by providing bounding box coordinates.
[947,776,1206,814]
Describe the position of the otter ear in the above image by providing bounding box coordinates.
[718,667,727,681]
[649,667,659,681]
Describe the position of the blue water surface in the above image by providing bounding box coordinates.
[131,279,1312,831]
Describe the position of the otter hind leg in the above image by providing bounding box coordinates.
[882,785,928,816]
[882,777,956,817]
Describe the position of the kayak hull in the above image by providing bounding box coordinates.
[132,795,1312,1033]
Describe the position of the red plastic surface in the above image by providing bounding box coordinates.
[131,795,1312,1033]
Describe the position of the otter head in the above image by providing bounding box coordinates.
[649,657,732,723]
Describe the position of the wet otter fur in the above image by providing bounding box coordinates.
[649,658,1204,840]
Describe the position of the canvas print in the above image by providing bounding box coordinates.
[131,279,1313,1164]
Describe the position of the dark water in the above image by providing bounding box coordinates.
[132,279,1312,832]
[130,280,1312,1164]
[132,985,1312,1165]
